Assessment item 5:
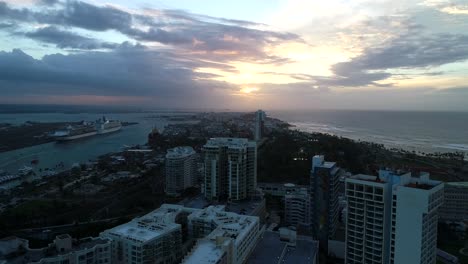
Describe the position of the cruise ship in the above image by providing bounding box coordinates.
[52,118,122,141]
[96,117,122,134]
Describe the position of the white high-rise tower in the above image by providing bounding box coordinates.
[345,170,444,264]
[254,110,265,141]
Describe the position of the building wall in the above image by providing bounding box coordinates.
[310,156,341,249]
[439,183,468,221]
[391,184,443,264]
[345,179,389,264]
[101,227,182,264]
[165,148,196,196]
[284,190,311,227]
[203,139,257,201]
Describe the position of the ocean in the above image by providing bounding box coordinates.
[270,110,468,155]
[0,110,467,174]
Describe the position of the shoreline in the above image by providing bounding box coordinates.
[287,121,468,158]
[0,121,138,154]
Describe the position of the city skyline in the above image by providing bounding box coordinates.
[1,0,468,111]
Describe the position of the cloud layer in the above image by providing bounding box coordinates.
[0,0,468,110]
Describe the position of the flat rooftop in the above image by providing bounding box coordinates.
[181,240,225,264]
[348,174,386,183]
[405,183,436,190]
[247,231,318,264]
[166,146,195,159]
[204,138,255,149]
[3,237,109,264]
[446,182,468,188]
[103,204,194,243]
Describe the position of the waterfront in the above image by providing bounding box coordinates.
[0,112,193,174]
[1,110,468,174]
[271,110,468,155]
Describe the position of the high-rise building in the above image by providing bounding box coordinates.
[284,187,311,228]
[310,155,342,248]
[439,182,468,221]
[202,138,257,201]
[165,146,197,196]
[345,170,444,264]
[254,110,265,141]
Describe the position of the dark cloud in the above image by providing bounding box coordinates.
[23,26,118,50]
[39,0,60,5]
[58,1,132,31]
[0,46,236,107]
[0,1,299,61]
[323,31,468,87]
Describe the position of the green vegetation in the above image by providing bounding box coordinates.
[258,130,383,184]
[258,129,468,184]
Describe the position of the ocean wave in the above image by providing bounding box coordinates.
[432,144,468,151]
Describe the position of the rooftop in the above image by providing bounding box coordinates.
[166,146,196,159]
[247,231,318,264]
[404,183,436,190]
[348,174,387,183]
[102,204,196,243]
[2,237,110,264]
[181,240,225,264]
[203,137,255,149]
[446,182,468,187]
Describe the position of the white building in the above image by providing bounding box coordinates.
[187,205,260,264]
[254,110,265,141]
[100,204,260,264]
[165,146,197,196]
[284,187,311,228]
[439,182,468,221]
[345,170,444,264]
[203,138,257,201]
[100,204,196,264]
[0,235,111,264]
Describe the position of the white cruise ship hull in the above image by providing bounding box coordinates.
[56,131,98,141]
[97,125,122,134]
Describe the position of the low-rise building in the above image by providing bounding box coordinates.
[100,204,260,264]
[188,205,260,264]
[100,204,196,264]
[0,235,111,264]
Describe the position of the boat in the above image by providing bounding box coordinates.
[96,116,122,134]
[18,166,33,176]
[51,118,121,141]
[52,121,97,141]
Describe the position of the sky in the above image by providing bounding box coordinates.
[0,0,467,111]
